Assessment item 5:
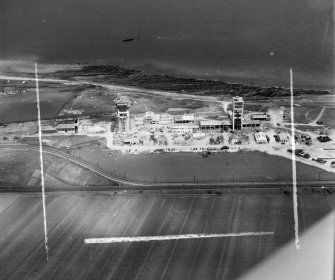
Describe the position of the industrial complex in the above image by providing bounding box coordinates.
[10,93,326,172]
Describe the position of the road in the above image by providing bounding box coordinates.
[1,144,335,188]
[0,74,224,103]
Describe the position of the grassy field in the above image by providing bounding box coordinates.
[0,150,110,188]
[0,82,75,123]
[0,192,334,280]
[71,149,335,183]
[320,108,335,128]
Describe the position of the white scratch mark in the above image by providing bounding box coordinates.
[84,232,274,244]
[35,63,49,260]
[290,68,300,250]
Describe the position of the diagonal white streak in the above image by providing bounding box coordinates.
[35,63,49,260]
[290,68,300,250]
[84,232,274,244]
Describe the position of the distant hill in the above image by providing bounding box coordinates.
[50,64,331,97]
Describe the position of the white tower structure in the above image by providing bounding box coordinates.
[232,96,244,130]
[115,96,130,133]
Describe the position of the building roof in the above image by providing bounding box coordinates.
[172,124,198,129]
[56,123,76,129]
[243,120,261,125]
[251,114,269,118]
[174,114,195,121]
[233,96,243,102]
[278,132,290,141]
[254,132,267,142]
[115,96,130,106]
[199,120,223,126]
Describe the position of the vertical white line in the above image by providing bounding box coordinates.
[290,68,300,250]
[35,63,49,260]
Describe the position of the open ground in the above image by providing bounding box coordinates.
[68,149,335,183]
[0,192,334,280]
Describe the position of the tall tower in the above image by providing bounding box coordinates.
[115,96,131,133]
[232,96,244,130]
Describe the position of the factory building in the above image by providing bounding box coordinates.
[115,96,130,134]
[232,96,244,130]
[199,120,232,132]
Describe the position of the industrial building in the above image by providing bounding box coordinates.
[199,120,232,131]
[117,95,267,136]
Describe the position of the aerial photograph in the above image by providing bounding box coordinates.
[0,0,334,279]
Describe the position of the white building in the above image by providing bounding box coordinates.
[174,114,195,124]
[251,113,271,121]
[254,132,267,144]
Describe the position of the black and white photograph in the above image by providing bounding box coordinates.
[0,0,334,279]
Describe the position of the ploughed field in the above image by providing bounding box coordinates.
[1,192,334,280]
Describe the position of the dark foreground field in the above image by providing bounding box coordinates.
[0,192,334,280]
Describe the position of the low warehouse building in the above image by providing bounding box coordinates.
[242,120,261,128]
[200,120,223,131]
[171,124,198,134]
[251,114,271,121]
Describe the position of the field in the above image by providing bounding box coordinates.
[0,149,110,188]
[0,192,334,280]
[70,149,335,183]
[319,108,335,128]
[0,81,76,123]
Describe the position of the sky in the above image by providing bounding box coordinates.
[0,0,333,88]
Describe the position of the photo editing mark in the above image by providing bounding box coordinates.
[35,63,49,260]
[290,68,300,250]
[84,231,274,244]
